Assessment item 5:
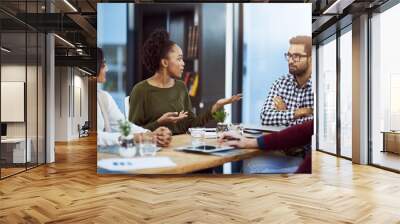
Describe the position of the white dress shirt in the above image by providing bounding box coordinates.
[97,89,148,146]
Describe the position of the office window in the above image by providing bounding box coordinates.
[97,3,128,113]
[317,36,337,154]
[371,3,400,171]
[339,29,352,158]
[242,4,311,124]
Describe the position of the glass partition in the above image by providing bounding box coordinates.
[0,1,46,179]
[339,28,352,158]
[27,31,38,169]
[1,31,28,178]
[317,36,337,154]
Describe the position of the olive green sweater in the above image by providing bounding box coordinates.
[128,80,213,134]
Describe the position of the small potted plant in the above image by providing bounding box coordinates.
[118,120,136,157]
[212,109,229,137]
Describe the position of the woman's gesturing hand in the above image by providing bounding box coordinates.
[157,111,188,125]
[211,93,242,113]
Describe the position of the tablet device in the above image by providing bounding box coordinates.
[243,129,262,135]
[175,145,235,153]
[243,129,263,138]
[243,124,286,133]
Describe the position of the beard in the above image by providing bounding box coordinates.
[289,65,307,77]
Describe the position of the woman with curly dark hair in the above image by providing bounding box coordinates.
[128,29,241,134]
[96,48,172,147]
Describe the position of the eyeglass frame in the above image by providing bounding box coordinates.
[284,52,309,62]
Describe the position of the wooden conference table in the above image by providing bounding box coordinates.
[97,134,264,174]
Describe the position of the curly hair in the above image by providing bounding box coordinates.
[141,29,176,74]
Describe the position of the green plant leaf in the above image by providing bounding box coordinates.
[118,119,131,137]
[212,108,228,123]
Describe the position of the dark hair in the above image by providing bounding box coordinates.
[142,29,176,74]
[97,47,104,76]
[289,36,312,56]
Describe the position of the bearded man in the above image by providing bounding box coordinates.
[260,36,313,127]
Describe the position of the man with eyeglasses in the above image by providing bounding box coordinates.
[237,36,313,174]
[260,35,313,127]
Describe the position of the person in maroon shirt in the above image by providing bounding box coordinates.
[220,120,313,173]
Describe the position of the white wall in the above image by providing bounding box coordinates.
[1,65,26,142]
[1,65,30,138]
[55,67,69,141]
[54,67,89,141]
[72,73,89,138]
[1,64,46,163]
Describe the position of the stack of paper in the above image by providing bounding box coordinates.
[98,157,176,171]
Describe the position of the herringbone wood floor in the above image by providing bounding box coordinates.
[1,135,400,223]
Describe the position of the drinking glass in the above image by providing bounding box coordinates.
[216,123,229,139]
[138,132,157,156]
[190,128,205,147]
[118,136,137,158]
[229,123,243,136]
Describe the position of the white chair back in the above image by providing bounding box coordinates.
[124,96,130,118]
